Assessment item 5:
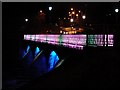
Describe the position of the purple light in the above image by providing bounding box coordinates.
[24,35,30,40]
[62,35,86,46]
[96,35,104,46]
[108,35,114,46]
[24,34,114,50]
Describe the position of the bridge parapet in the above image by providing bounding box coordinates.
[24,34,114,50]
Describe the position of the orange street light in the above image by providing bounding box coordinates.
[71,8,73,11]
[76,14,78,17]
[70,18,74,22]
[72,11,75,14]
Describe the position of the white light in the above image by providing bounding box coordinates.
[49,7,52,11]
[60,30,62,33]
[40,10,42,13]
[66,32,68,34]
[72,11,75,14]
[82,15,86,19]
[76,14,78,17]
[115,8,119,13]
[25,18,28,22]
[71,8,73,11]
[70,18,74,22]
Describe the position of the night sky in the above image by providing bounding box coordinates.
[2,2,120,35]
[3,2,119,25]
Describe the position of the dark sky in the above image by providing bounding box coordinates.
[2,2,120,33]
[3,2,119,18]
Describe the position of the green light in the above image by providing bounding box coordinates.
[88,35,96,45]
[58,35,62,45]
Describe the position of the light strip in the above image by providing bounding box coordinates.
[24,34,114,48]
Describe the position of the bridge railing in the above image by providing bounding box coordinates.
[24,34,114,50]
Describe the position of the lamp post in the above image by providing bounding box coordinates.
[114,8,119,48]
[115,8,119,25]
[48,6,52,33]
[82,15,86,32]
[70,18,74,32]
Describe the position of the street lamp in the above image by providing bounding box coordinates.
[48,6,52,33]
[76,14,78,17]
[115,8,119,13]
[82,15,86,19]
[71,8,73,11]
[49,6,52,11]
[40,10,42,13]
[114,8,119,48]
[72,11,75,14]
[25,18,28,22]
[70,18,74,22]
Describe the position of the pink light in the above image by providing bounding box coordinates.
[24,34,114,49]
[108,35,114,46]
[104,34,107,46]
[24,35,30,40]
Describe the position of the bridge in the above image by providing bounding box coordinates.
[15,34,117,89]
[18,34,114,77]
[24,34,114,48]
[3,34,116,89]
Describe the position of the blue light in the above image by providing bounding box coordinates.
[48,51,59,71]
[31,54,48,77]
[19,48,26,60]
[26,45,30,53]
[35,47,40,57]
[19,45,30,60]
[24,50,33,66]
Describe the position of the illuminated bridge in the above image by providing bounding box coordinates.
[24,34,114,48]
[15,34,115,89]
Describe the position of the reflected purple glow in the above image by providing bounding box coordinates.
[24,34,114,50]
